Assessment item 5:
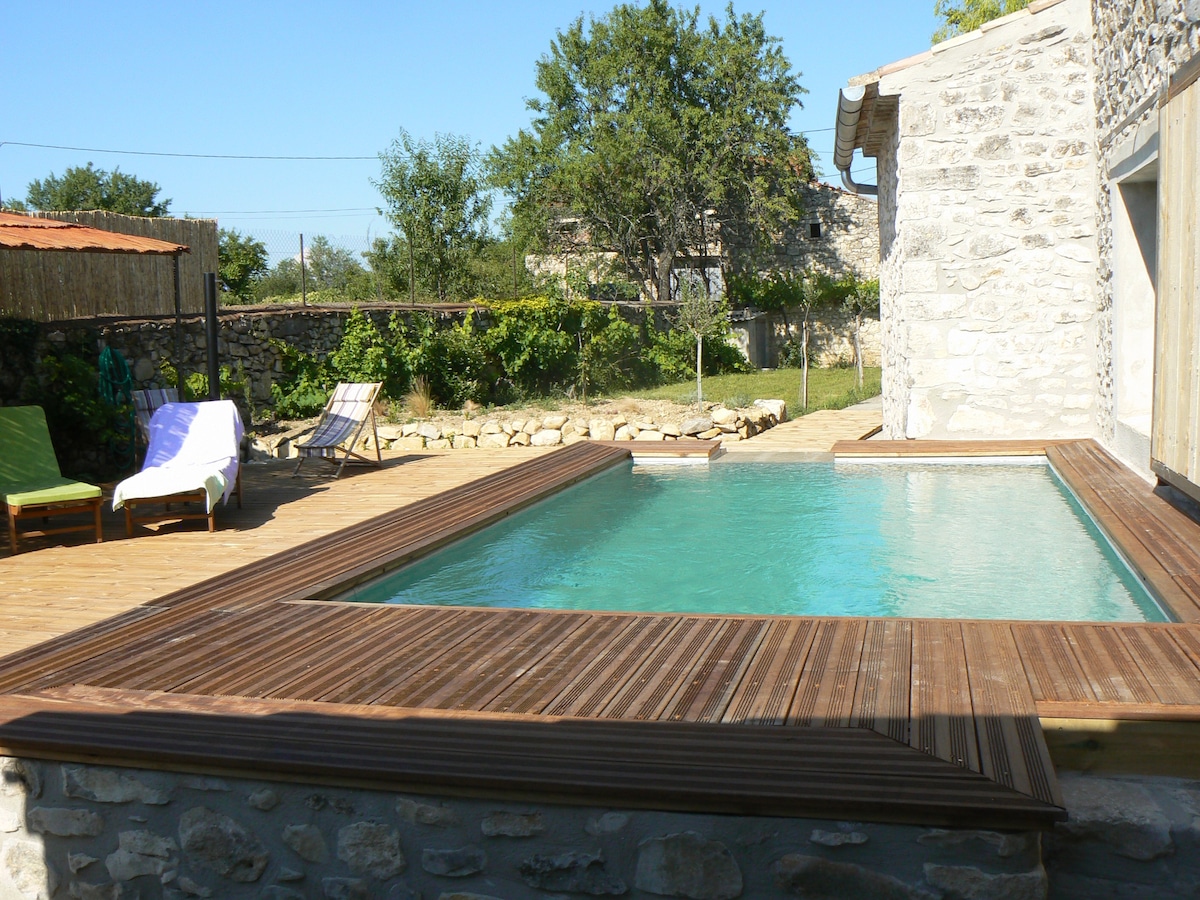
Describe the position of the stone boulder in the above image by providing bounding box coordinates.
[635,832,742,900]
[1053,774,1174,861]
[543,414,569,430]
[711,407,738,426]
[754,399,787,422]
[337,821,405,879]
[178,807,268,883]
[680,417,713,436]
[519,850,626,895]
[530,429,562,447]
[590,420,617,441]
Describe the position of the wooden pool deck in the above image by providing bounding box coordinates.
[2,422,1200,830]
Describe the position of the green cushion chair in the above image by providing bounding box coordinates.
[0,406,103,553]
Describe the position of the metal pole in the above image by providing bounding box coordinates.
[173,253,184,397]
[204,273,220,400]
[299,232,308,307]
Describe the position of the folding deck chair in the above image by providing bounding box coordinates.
[0,406,104,553]
[132,388,179,444]
[113,400,244,536]
[293,382,383,478]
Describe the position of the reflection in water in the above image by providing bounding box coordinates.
[344,462,1164,622]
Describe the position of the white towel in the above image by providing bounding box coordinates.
[113,401,244,512]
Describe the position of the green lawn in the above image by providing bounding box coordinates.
[617,366,882,413]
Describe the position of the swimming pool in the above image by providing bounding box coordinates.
[339,460,1166,622]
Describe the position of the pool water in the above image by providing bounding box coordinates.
[342,461,1166,622]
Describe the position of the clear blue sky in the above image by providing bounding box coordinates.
[2,1,937,249]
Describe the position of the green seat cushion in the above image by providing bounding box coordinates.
[2,477,101,509]
[0,406,66,485]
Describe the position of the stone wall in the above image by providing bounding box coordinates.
[868,0,1102,440]
[725,182,881,280]
[4,756,1200,899]
[1091,1,1200,475]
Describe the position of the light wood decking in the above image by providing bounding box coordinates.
[2,431,1199,829]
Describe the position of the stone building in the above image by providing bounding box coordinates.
[833,0,1200,487]
[834,0,1100,444]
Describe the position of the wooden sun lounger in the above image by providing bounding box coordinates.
[293,382,383,478]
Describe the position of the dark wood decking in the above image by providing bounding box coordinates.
[1,438,1199,828]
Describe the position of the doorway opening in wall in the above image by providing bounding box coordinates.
[1109,153,1157,473]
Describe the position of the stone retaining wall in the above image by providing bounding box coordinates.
[3,756,1200,899]
[253,402,787,460]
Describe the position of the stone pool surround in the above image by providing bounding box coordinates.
[2,757,1198,899]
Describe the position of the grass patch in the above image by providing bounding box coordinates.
[617,366,881,413]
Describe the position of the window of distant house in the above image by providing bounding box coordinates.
[808,222,822,240]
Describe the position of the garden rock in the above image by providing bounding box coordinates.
[771,854,934,899]
[590,420,617,441]
[461,420,482,437]
[64,766,168,805]
[544,414,569,430]
[422,845,487,877]
[660,423,682,437]
[452,435,477,449]
[479,421,501,434]
[28,807,105,837]
[614,425,637,441]
[1054,774,1173,860]
[754,399,787,422]
[635,430,665,441]
[481,811,544,837]
[698,428,722,440]
[106,830,178,881]
[711,407,738,426]
[635,832,742,900]
[3,840,57,899]
[282,823,329,863]
[337,821,405,878]
[531,429,562,447]
[510,432,531,446]
[396,798,459,827]
[519,849,627,895]
[478,433,510,449]
[178,807,268,882]
[924,863,1048,900]
[417,423,441,441]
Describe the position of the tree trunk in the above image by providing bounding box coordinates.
[852,313,864,390]
[696,335,703,410]
[655,247,675,303]
[800,311,810,411]
[407,239,416,306]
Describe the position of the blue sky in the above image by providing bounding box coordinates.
[2,1,937,248]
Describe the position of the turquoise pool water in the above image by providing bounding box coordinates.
[342,461,1166,622]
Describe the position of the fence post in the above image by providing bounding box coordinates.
[299,233,308,307]
[204,273,220,400]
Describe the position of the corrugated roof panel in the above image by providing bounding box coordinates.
[0,212,189,255]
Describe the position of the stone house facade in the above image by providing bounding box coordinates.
[835,0,1200,483]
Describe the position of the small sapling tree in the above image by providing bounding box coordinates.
[672,279,730,410]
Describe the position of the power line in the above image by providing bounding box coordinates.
[0,140,377,161]
[186,207,379,214]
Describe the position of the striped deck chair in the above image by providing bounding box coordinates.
[293,382,383,478]
[132,388,179,443]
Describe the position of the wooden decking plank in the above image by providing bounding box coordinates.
[722,618,818,725]
[542,616,684,717]
[256,606,456,701]
[311,610,495,704]
[658,618,770,723]
[1062,625,1159,705]
[483,613,637,715]
[371,611,549,707]
[1114,626,1200,705]
[787,619,866,727]
[961,622,1062,806]
[911,620,979,771]
[833,440,1059,457]
[430,612,593,712]
[600,617,724,720]
[0,691,1065,827]
[1011,623,1095,704]
[853,618,912,744]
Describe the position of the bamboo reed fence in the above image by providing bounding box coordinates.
[0,211,218,321]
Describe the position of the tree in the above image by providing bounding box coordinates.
[218,229,269,303]
[671,279,730,409]
[489,0,811,303]
[25,163,171,216]
[306,235,371,296]
[373,130,492,302]
[842,278,880,389]
[933,0,1030,43]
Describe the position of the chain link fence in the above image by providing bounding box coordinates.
[229,229,391,304]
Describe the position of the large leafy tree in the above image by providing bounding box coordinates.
[25,162,171,216]
[373,130,492,302]
[932,0,1030,43]
[217,228,269,303]
[489,0,811,302]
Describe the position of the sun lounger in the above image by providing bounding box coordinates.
[293,382,382,478]
[113,400,244,536]
[132,387,179,443]
[0,406,103,553]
